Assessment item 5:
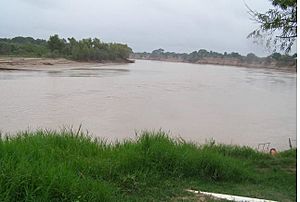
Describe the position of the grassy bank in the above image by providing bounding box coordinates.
[0,130,296,201]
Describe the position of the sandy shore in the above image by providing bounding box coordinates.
[0,57,130,71]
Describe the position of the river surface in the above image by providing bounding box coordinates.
[0,60,296,150]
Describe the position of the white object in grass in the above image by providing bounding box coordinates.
[186,189,277,202]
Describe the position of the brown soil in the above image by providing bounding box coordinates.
[131,57,296,73]
[0,57,129,71]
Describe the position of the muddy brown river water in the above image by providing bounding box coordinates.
[0,60,296,150]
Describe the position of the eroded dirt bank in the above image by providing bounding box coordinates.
[0,57,132,71]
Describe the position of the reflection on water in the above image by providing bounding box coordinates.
[0,67,130,80]
[0,60,296,150]
[47,68,130,78]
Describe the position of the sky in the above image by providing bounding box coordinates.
[0,0,290,56]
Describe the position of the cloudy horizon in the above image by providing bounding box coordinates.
[0,0,294,56]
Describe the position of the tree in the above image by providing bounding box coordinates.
[47,35,65,53]
[151,48,164,55]
[270,52,282,60]
[246,53,259,63]
[247,0,297,53]
[198,49,209,57]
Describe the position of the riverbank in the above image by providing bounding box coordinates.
[0,57,134,71]
[131,53,297,73]
[0,130,296,201]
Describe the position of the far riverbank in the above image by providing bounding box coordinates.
[132,57,297,73]
[131,50,297,73]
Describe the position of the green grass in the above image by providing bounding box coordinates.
[0,130,296,201]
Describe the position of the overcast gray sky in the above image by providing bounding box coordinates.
[0,0,283,56]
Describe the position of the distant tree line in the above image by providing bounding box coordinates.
[132,48,296,68]
[0,35,132,62]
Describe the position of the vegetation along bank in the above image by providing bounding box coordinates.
[0,130,296,201]
[132,49,297,71]
[0,35,133,63]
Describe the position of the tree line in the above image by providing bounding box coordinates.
[0,35,132,62]
[133,49,296,68]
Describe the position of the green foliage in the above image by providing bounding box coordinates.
[47,34,66,54]
[0,37,47,45]
[246,53,259,63]
[0,35,132,62]
[247,0,297,53]
[151,48,165,55]
[0,37,48,57]
[0,130,296,201]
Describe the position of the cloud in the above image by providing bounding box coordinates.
[0,0,283,56]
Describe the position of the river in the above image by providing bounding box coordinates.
[0,60,296,150]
